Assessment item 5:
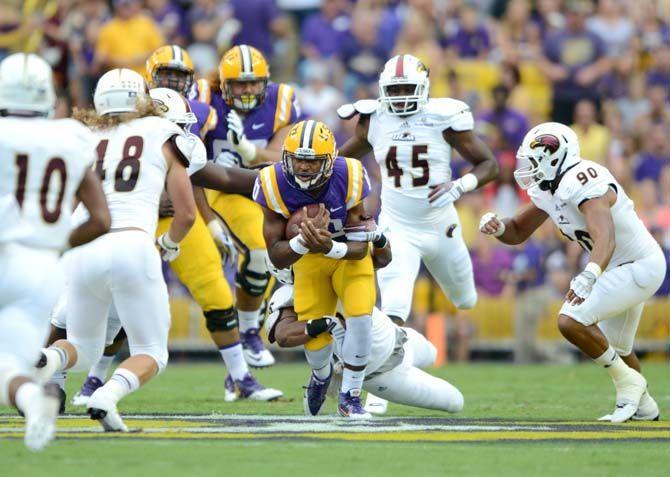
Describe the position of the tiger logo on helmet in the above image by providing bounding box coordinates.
[146,45,194,96]
[219,45,270,112]
[282,120,337,190]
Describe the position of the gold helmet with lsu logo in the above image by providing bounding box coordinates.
[219,44,270,112]
[146,45,194,96]
[282,120,337,190]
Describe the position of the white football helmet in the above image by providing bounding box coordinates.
[378,54,430,115]
[94,68,148,116]
[149,87,196,130]
[514,122,581,190]
[0,53,56,117]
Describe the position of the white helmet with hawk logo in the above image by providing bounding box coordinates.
[378,54,430,115]
[514,122,580,190]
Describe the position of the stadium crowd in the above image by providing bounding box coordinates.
[3,0,670,360]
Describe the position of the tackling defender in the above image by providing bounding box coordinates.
[254,120,377,418]
[480,122,666,422]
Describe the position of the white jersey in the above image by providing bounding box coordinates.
[367,98,474,225]
[528,160,659,269]
[0,117,94,250]
[93,116,183,234]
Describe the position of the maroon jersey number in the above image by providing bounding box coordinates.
[14,153,68,224]
[384,145,430,188]
[96,136,144,192]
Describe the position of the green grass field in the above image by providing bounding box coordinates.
[2,362,670,477]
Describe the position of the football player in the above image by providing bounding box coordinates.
[0,53,110,449]
[479,122,666,423]
[254,120,379,419]
[337,54,499,326]
[37,68,199,432]
[194,44,301,368]
[64,87,282,405]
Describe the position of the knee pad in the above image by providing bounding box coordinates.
[204,307,238,332]
[236,249,270,296]
[454,291,477,310]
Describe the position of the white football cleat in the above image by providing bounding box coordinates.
[610,369,647,423]
[599,390,660,422]
[364,393,388,415]
[87,392,128,432]
[240,328,276,368]
[23,387,60,452]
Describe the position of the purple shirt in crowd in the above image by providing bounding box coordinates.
[301,13,350,58]
[635,153,670,182]
[472,248,514,296]
[231,0,281,57]
[448,25,491,58]
[480,108,529,150]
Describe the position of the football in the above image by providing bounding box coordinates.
[285,203,326,239]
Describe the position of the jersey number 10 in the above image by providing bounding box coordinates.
[14,154,67,224]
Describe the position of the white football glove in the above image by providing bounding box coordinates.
[428,180,466,208]
[345,226,386,243]
[207,219,238,265]
[157,233,180,262]
[568,270,598,304]
[215,150,242,168]
[479,212,506,237]
[226,110,256,166]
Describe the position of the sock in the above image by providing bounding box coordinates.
[594,346,631,381]
[97,368,140,405]
[15,381,42,415]
[238,309,261,333]
[44,346,68,372]
[340,314,372,395]
[89,355,115,382]
[219,342,248,380]
[304,344,333,381]
[49,371,67,392]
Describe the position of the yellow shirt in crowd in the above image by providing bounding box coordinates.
[96,14,164,74]
[571,123,610,163]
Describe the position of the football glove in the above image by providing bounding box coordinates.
[568,268,599,304]
[226,110,256,166]
[157,233,180,262]
[207,219,238,265]
[214,150,242,168]
[428,173,478,208]
[345,226,385,243]
[479,212,506,237]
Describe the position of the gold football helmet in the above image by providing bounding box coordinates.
[282,120,337,190]
[146,45,194,96]
[219,44,270,112]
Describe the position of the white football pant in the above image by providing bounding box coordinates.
[0,244,63,404]
[65,231,170,373]
[377,204,477,322]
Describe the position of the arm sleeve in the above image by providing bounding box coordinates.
[252,176,268,208]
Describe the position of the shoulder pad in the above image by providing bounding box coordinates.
[337,99,379,120]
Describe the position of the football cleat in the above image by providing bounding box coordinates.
[610,369,647,423]
[23,385,60,452]
[87,391,128,432]
[338,391,372,420]
[363,393,388,415]
[303,366,332,416]
[599,390,660,422]
[225,373,283,401]
[240,328,275,368]
[72,376,104,407]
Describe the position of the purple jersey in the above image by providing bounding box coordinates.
[187,98,216,140]
[253,157,371,241]
[196,82,301,163]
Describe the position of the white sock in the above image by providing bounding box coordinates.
[15,381,42,415]
[594,346,631,381]
[219,342,248,380]
[341,368,366,395]
[97,368,140,405]
[89,355,114,382]
[49,371,67,392]
[44,347,68,372]
[304,344,333,381]
[238,309,261,332]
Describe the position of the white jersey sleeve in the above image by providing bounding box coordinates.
[422,98,474,132]
[0,117,95,250]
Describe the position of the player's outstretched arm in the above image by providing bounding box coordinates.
[338,114,373,159]
[69,169,111,248]
[163,142,197,244]
[190,162,259,198]
[263,207,303,269]
[443,129,499,186]
[479,203,548,245]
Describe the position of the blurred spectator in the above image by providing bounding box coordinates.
[186,0,236,75]
[636,0,670,55]
[615,74,650,131]
[495,0,541,64]
[300,0,350,60]
[571,99,610,163]
[480,84,529,151]
[586,0,635,57]
[95,0,164,74]
[634,125,670,182]
[298,60,345,130]
[471,233,515,297]
[230,0,292,58]
[147,0,186,45]
[636,179,670,233]
[447,3,491,59]
[539,0,609,124]
[647,44,670,89]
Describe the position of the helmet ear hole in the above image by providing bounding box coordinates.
[551,159,559,166]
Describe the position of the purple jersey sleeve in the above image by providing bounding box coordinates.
[252,176,268,209]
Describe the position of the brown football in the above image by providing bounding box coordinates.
[285,203,326,240]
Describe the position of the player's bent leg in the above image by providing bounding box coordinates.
[303,341,334,416]
[404,327,438,369]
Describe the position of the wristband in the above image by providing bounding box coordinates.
[325,241,347,259]
[289,235,309,255]
[460,173,478,193]
[372,234,388,249]
[161,232,179,249]
[584,262,602,278]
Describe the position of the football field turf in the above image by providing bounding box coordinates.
[2,362,669,476]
